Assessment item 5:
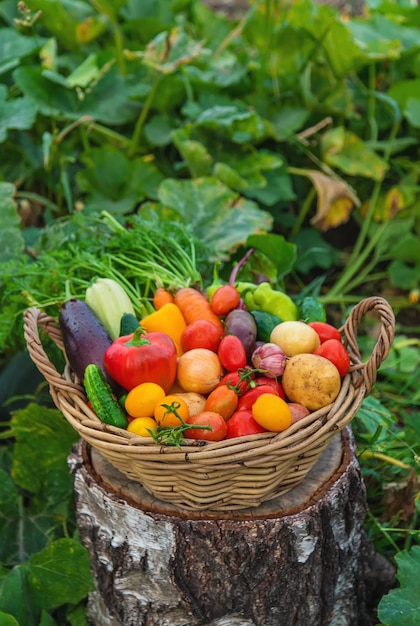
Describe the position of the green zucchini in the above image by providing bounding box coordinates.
[84,364,128,429]
[250,310,282,343]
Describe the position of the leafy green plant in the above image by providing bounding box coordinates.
[377,546,420,626]
[0,0,419,623]
[0,404,93,625]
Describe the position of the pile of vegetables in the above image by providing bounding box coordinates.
[59,253,351,447]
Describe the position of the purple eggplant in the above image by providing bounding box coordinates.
[59,299,118,390]
[224,309,257,359]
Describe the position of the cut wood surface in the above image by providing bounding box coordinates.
[68,427,395,626]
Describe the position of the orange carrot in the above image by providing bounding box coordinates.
[174,287,224,333]
[153,287,174,310]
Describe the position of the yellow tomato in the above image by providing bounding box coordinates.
[154,394,190,427]
[251,393,292,432]
[127,417,158,437]
[124,382,166,418]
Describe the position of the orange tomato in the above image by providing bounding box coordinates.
[154,394,190,427]
[127,417,158,437]
[204,385,238,421]
[251,393,292,432]
[124,382,166,418]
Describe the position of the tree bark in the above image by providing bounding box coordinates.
[68,427,395,626]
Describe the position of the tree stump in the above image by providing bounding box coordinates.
[68,427,395,626]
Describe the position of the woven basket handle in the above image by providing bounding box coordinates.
[23,307,85,401]
[341,296,395,395]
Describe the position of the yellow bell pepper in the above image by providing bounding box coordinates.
[140,303,187,356]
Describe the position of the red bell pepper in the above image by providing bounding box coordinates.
[104,328,177,392]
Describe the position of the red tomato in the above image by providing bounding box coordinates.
[217,367,255,396]
[181,320,223,353]
[218,335,247,372]
[314,339,350,377]
[237,385,279,411]
[205,385,239,420]
[226,410,267,438]
[254,376,286,399]
[308,322,341,344]
[184,411,227,441]
[211,285,240,316]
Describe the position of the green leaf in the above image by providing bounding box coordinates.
[378,546,420,626]
[11,404,79,501]
[66,53,99,88]
[136,26,207,74]
[186,50,250,88]
[25,538,94,611]
[158,177,273,260]
[321,127,389,181]
[286,2,365,77]
[24,0,100,49]
[172,128,213,177]
[39,610,57,626]
[213,150,284,192]
[0,27,43,64]
[0,181,24,261]
[196,105,266,143]
[0,84,37,143]
[245,167,296,207]
[347,14,420,59]
[144,114,175,146]
[388,260,420,291]
[0,613,19,626]
[356,396,393,440]
[14,66,136,125]
[0,469,20,562]
[405,98,420,129]
[268,107,310,141]
[292,228,339,274]
[246,233,297,280]
[0,567,36,626]
[91,0,126,19]
[77,145,165,204]
[388,78,420,107]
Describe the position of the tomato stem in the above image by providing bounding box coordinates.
[150,402,212,447]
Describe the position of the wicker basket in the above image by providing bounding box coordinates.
[23,296,395,512]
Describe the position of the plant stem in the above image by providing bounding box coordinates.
[327,112,401,298]
[129,74,161,158]
[368,63,378,143]
[291,185,316,238]
[326,211,388,299]
[366,510,401,553]
[359,450,412,471]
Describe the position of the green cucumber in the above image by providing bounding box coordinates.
[119,312,140,336]
[299,296,326,323]
[84,364,128,429]
[250,310,282,343]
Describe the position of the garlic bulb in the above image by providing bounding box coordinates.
[251,343,287,378]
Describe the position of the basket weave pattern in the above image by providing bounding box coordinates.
[24,297,395,511]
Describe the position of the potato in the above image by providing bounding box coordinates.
[173,392,207,416]
[270,321,320,357]
[282,353,341,411]
[288,403,311,424]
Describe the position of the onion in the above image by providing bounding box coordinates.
[176,348,223,395]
